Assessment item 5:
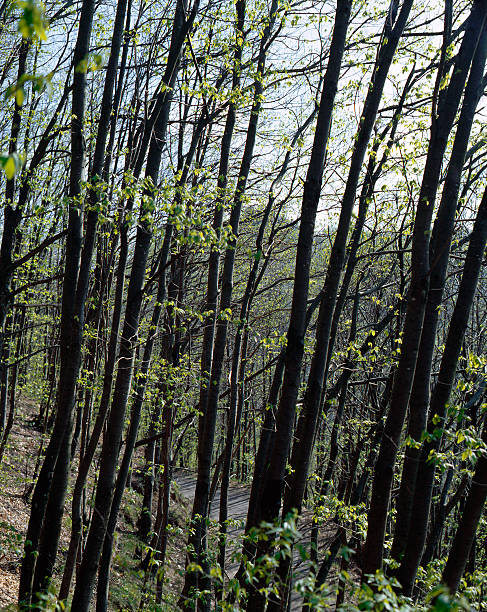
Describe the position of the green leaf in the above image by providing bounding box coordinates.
[1,152,24,179]
[4,156,16,179]
[15,86,24,106]
[17,0,48,41]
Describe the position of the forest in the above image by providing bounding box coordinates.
[1,0,487,609]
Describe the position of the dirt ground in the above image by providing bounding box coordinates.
[0,402,190,610]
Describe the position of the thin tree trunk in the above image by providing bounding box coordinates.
[95,149,199,609]
[0,39,29,361]
[30,0,132,592]
[421,472,467,567]
[0,306,24,465]
[181,0,276,604]
[260,0,413,544]
[442,424,487,593]
[217,86,319,584]
[70,3,190,606]
[181,2,245,601]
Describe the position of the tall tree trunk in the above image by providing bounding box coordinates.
[182,1,246,600]
[217,90,319,584]
[441,427,487,593]
[59,198,130,600]
[391,9,487,559]
[362,0,487,577]
[70,2,190,607]
[421,473,468,567]
[95,111,207,610]
[258,2,413,552]
[29,0,132,594]
[95,245,173,612]
[18,0,96,600]
[396,182,487,595]
[0,306,25,465]
[0,39,29,360]
[180,0,275,605]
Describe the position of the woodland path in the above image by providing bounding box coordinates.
[173,468,335,610]
[174,467,250,522]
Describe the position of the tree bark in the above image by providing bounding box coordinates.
[362,0,487,577]
[69,2,190,606]
[397,180,487,595]
[18,0,96,601]
[180,0,276,605]
[442,424,487,593]
[391,8,487,559]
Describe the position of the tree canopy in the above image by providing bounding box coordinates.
[1,0,487,610]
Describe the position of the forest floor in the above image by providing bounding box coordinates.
[0,401,348,610]
[0,401,192,610]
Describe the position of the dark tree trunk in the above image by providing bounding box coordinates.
[95,109,207,610]
[0,39,29,360]
[0,306,25,465]
[70,208,153,611]
[391,10,487,559]
[18,0,96,601]
[70,2,189,606]
[95,241,173,612]
[442,424,487,593]
[217,76,319,584]
[30,0,132,593]
[260,4,413,558]
[421,473,467,567]
[180,0,275,605]
[184,3,246,599]
[362,0,486,577]
[137,409,158,544]
[256,0,355,534]
[397,180,487,595]
[59,202,130,600]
